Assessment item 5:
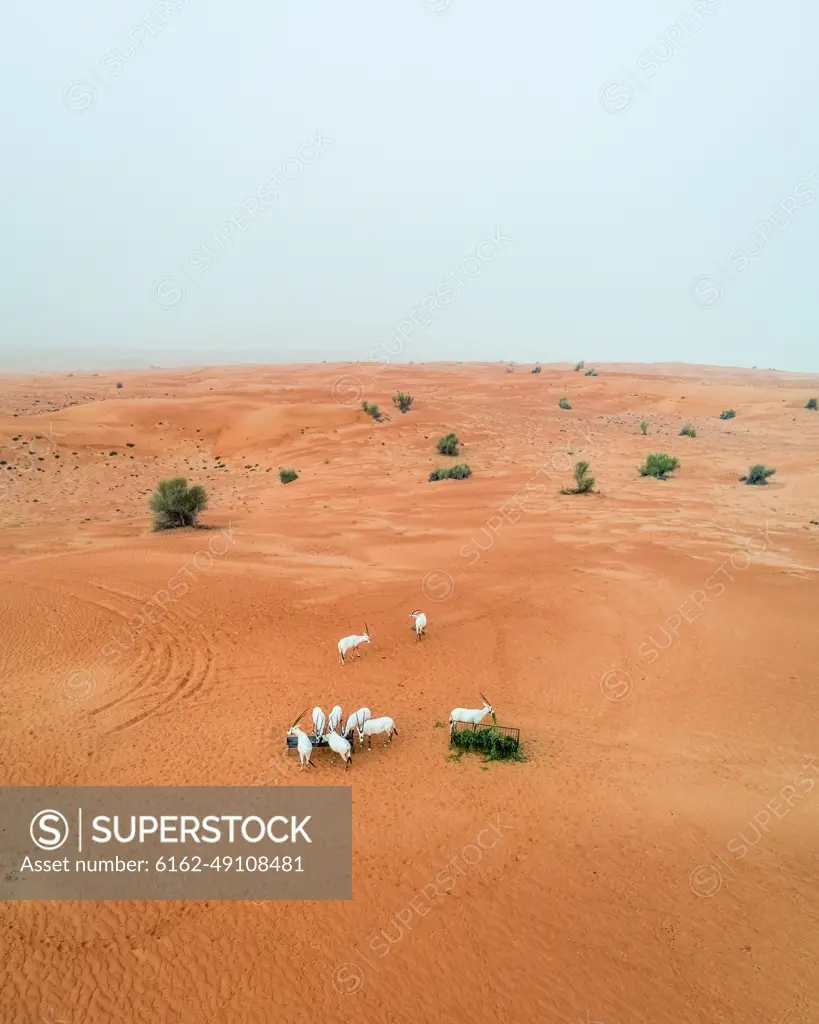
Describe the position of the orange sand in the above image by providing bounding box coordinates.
[1,361,818,1023]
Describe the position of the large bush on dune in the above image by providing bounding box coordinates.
[150,477,207,530]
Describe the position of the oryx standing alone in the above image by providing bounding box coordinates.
[449,693,495,734]
[409,610,427,640]
[337,621,371,664]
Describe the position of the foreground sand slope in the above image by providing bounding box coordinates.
[1,362,818,1024]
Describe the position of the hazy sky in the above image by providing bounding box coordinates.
[3,0,818,371]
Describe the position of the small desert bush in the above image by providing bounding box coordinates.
[436,433,459,456]
[531,364,542,374]
[279,468,298,484]
[561,460,595,494]
[806,398,818,410]
[450,726,524,762]
[116,382,123,389]
[680,423,697,437]
[740,464,776,485]
[574,360,585,371]
[150,477,207,531]
[720,409,736,420]
[361,400,381,420]
[393,392,414,413]
[585,368,597,376]
[640,420,648,435]
[429,464,471,482]
[558,396,572,410]
[639,453,679,479]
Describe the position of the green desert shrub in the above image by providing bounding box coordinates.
[531,364,542,374]
[640,420,648,435]
[429,464,471,482]
[585,368,598,376]
[639,453,679,479]
[720,409,736,420]
[436,433,459,456]
[740,464,776,485]
[574,360,585,371]
[361,400,381,420]
[150,477,207,530]
[393,392,414,413]
[680,423,697,437]
[450,725,524,762]
[806,398,818,410]
[558,396,572,410]
[279,468,298,483]
[561,460,595,494]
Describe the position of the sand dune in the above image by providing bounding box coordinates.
[1,362,819,1023]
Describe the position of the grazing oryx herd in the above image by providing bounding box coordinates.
[286,610,496,772]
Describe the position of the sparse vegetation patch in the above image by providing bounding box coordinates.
[639,454,679,479]
[436,433,459,456]
[574,360,585,371]
[720,409,736,420]
[150,478,207,531]
[561,460,596,494]
[558,397,572,410]
[393,392,414,413]
[740,464,776,485]
[806,398,818,410]
[279,468,298,484]
[429,464,471,482]
[680,423,697,437]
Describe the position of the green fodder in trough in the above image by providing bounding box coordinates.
[450,726,524,761]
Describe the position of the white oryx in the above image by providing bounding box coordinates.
[312,706,326,739]
[327,705,343,734]
[409,610,427,640]
[337,621,371,665]
[449,693,495,734]
[344,707,371,739]
[358,715,398,750]
[325,729,353,770]
[287,709,314,771]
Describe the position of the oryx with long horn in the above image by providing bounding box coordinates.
[449,693,495,734]
[409,609,427,640]
[337,620,371,665]
[287,708,314,770]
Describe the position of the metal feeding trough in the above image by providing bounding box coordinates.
[286,731,357,754]
[449,721,520,750]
